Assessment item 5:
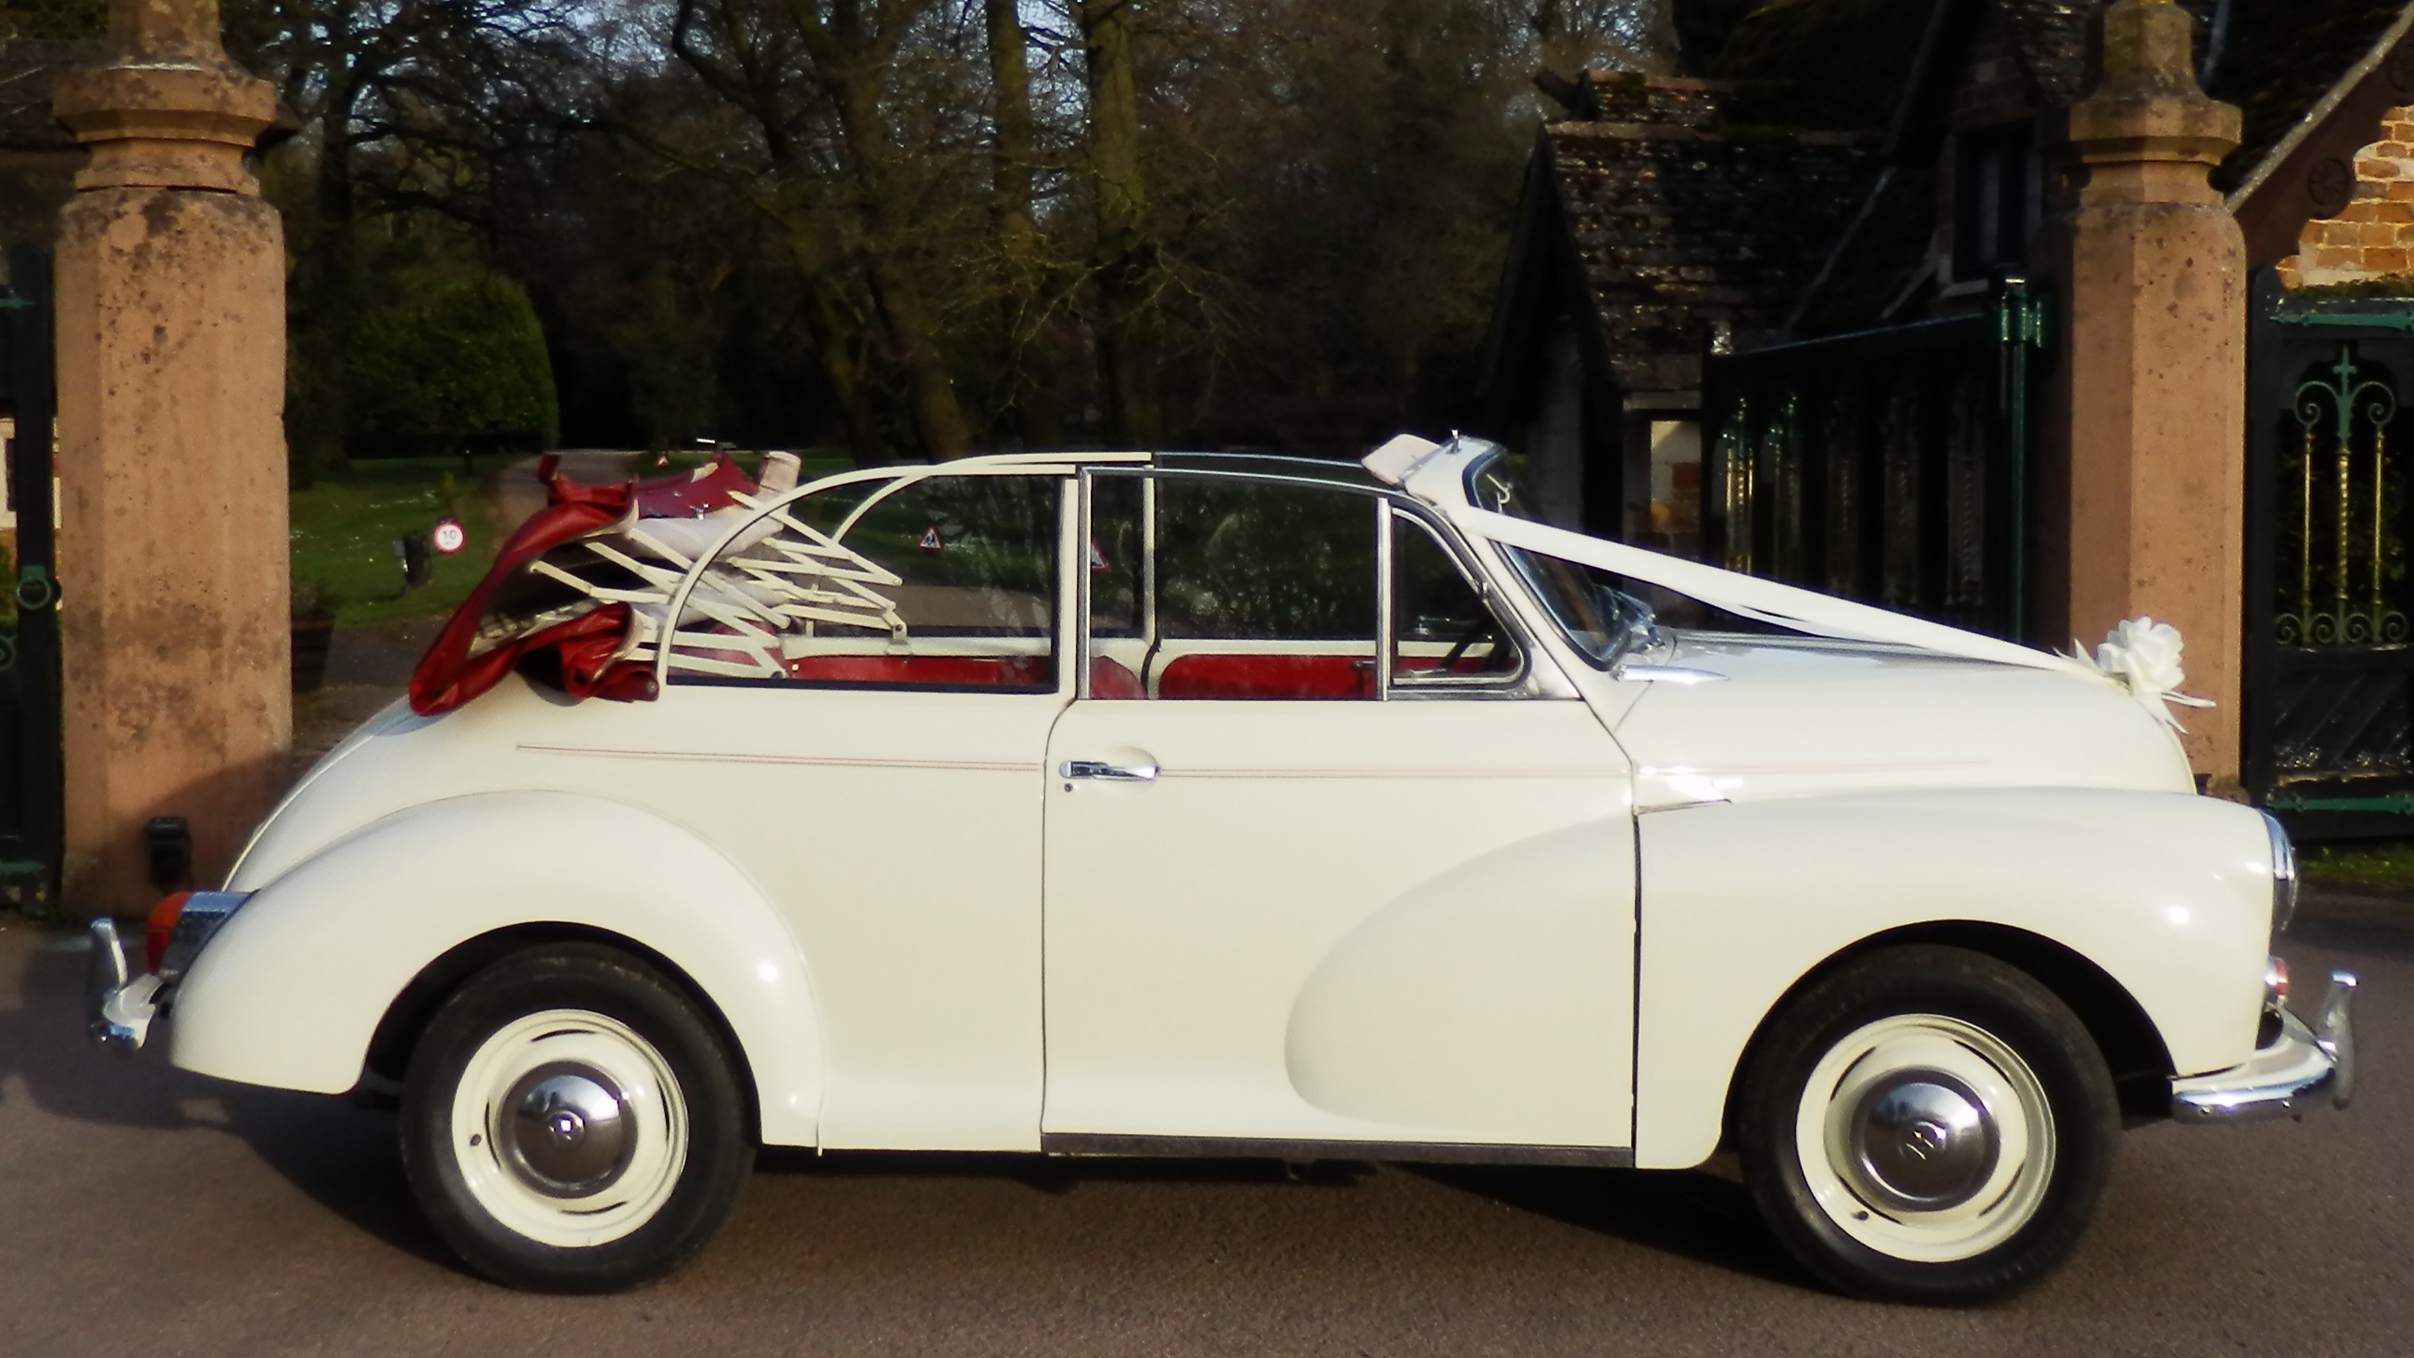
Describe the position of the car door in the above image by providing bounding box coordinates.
[569,464,1075,1151]
[1041,468,1640,1153]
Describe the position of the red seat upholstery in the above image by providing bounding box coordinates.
[783,654,1050,688]
[1087,656,1146,699]
[1155,653,1370,700]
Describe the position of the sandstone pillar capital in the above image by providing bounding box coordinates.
[50,0,274,195]
[2055,0,2242,207]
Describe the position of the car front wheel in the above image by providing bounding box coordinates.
[1736,945,2120,1304]
[399,945,751,1292]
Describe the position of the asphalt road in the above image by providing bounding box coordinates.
[1,898,2407,1358]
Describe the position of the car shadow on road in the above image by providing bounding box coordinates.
[12,926,1811,1291]
[0,931,465,1275]
[756,1145,1806,1288]
[1408,1161,1806,1287]
[755,1144,1383,1195]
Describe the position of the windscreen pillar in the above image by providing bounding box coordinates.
[50,0,288,914]
[2037,0,2247,784]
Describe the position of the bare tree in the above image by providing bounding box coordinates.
[985,0,1061,447]
[666,0,981,460]
[226,0,579,472]
[1080,0,1161,448]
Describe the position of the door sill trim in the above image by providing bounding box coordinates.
[1040,1132,1634,1168]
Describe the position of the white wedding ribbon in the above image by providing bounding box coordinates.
[1376,433,2197,723]
[1445,503,2109,682]
[2077,616,2214,730]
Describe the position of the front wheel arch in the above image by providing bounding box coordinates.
[1723,920,2175,1145]
[361,925,762,1144]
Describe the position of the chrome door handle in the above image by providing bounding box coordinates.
[1060,759,1158,782]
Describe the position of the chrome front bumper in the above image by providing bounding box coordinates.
[2170,970,2359,1123]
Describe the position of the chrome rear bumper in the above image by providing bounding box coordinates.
[84,892,251,1053]
[85,918,160,1052]
[2170,970,2358,1123]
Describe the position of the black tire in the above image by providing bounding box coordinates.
[1735,945,2119,1305]
[399,944,751,1292]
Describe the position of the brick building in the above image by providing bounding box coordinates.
[2283,106,2414,286]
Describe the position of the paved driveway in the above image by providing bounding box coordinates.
[0,902,2405,1357]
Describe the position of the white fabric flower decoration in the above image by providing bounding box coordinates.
[2078,617,2214,729]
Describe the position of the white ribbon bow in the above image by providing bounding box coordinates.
[2078,617,2214,730]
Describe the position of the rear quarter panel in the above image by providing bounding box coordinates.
[172,790,826,1145]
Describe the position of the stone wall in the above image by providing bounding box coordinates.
[2279,104,2414,286]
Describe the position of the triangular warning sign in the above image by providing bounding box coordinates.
[1088,538,1110,572]
[919,522,945,552]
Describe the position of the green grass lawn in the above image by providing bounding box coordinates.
[2300,839,2414,890]
[290,457,505,627]
[288,449,861,629]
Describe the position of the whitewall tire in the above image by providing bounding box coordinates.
[1738,945,2120,1304]
[401,945,751,1291]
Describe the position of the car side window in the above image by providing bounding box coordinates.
[1087,472,1379,699]
[1391,512,1522,688]
[666,472,1060,692]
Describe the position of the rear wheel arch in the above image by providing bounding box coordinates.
[361,925,762,1142]
[1723,920,2177,1142]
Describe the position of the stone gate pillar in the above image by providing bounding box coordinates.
[2038,0,2247,783]
[51,0,287,913]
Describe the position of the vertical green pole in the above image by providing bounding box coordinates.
[1997,277,2041,642]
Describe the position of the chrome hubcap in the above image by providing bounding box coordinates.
[1794,1013,2055,1264]
[448,1009,688,1250]
[503,1063,635,1197]
[1844,1071,1998,1212]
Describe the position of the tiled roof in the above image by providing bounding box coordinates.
[1991,0,2103,105]
[1544,86,1872,389]
[2205,0,2412,193]
[1706,0,1944,131]
[1982,0,2404,190]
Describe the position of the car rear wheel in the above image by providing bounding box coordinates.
[1736,945,2119,1304]
[399,945,750,1292]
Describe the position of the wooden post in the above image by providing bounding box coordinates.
[2037,0,2247,783]
[50,0,288,914]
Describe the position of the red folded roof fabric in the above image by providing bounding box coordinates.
[406,454,759,716]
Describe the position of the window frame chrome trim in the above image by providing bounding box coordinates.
[1374,499,1395,701]
[1069,465,1567,703]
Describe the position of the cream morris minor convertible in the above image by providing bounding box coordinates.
[86,434,2353,1302]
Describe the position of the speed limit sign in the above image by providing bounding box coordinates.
[431,518,467,555]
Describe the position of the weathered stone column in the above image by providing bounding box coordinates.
[2037,0,2246,782]
[51,0,287,913]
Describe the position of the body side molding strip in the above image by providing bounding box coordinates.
[1040,1132,1635,1168]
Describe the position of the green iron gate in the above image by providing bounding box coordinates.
[1702,278,2048,640]
[0,244,60,910]
[2246,269,2414,834]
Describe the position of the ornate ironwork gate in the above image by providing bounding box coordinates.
[0,244,61,910]
[1702,279,2048,640]
[2246,270,2414,833]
